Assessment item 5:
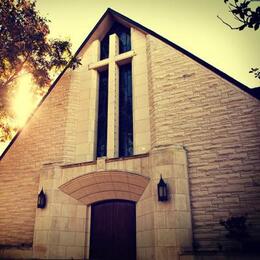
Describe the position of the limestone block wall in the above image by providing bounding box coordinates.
[73,39,100,163]
[33,164,87,259]
[32,148,191,260]
[149,147,192,259]
[147,34,260,250]
[131,28,151,154]
[0,71,74,245]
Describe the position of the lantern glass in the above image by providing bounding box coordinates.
[157,176,168,201]
[37,189,46,209]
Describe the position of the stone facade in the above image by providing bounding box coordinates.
[29,148,190,259]
[0,72,74,246]
[147,34,260,250]
[0,9,259,260]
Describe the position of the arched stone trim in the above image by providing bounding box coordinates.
[59,171,150,205]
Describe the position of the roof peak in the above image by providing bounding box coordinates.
[0,8,259,160]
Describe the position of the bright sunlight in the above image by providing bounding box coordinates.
[0,72,45,155]
[12,72,41,128]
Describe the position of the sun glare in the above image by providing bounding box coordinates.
[0,72,45,156]
[12,73,42,128]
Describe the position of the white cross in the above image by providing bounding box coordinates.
[89,33,135,158]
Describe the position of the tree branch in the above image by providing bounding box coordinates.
[1,52,30,88]
[217,15,241,30]
[228,6,245,23]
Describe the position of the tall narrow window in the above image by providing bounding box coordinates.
[119,63,133,157]
[100,35,109,60]
[96,70,108,157]
[117,26,131,54]
[100,22,131,60]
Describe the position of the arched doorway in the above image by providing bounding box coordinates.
[59,171,150,259]
[89,200,136,260]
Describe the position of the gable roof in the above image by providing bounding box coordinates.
[0,8,259,160]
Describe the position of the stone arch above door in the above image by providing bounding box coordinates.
[59,171,150,205]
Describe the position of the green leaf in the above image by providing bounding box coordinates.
[232,9,239,15]
[239,12,245,19]
[239,24,247,30]
[244,1,250,7]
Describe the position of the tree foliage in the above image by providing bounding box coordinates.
[0,0,80,142]
[0,111,13,142]
[219,215,249,242]
[219,214,260,252]
[218,0,260,31]
[249,67,260,79]
[218,0,260,80]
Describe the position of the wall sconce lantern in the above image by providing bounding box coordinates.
[37,188,46,209]
[157,175,168,202]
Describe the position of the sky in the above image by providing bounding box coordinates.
[36,0,260,87]
[0,0,259,155]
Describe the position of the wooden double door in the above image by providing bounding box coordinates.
[89,200,136,260]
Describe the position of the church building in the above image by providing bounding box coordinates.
[0,8,260,260]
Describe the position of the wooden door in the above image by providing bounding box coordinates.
[89,200,136,260]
